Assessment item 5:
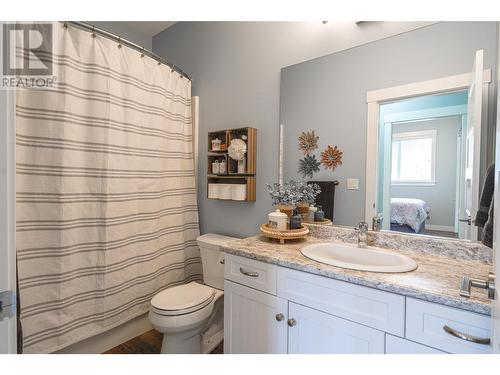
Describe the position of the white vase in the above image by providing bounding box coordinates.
[237,158,246,174]
[307,206,317,222]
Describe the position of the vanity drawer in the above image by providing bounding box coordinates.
[385,334,446,354]
[224,254,277,295]
[405,298,491,354]
[277,267,405,336]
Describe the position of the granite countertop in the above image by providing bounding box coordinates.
[222,235,492,315]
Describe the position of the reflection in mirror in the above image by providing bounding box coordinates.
[377,92,468,239]
[279,22,497,242]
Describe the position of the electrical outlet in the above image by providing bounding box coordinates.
[347,178,359,190]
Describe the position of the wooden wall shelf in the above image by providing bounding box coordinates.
[207,127,257,202]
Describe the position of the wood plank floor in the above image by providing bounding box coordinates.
[104,330,223,354]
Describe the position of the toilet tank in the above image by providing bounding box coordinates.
[197,233,238,290]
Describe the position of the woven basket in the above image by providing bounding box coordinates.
[297,202,310,215]
[275,204,294,218]
[260,223,309,244]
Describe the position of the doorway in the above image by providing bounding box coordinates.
[365,54,491,240]
[377,91,467,238]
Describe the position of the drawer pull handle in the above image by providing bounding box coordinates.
[239,267,259,277]
[287,318,297,327]
[443,325,490,345]
[275,313,285,322]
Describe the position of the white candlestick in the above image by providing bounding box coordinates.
[279,123,284,185]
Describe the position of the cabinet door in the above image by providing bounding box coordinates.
[224,280,288,353]
[288,302,385,354]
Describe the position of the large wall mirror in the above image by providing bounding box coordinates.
[279,22,498,241]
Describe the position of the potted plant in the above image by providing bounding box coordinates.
[266,180,321,217]
[266,182,293,217]
[296,181,321,215]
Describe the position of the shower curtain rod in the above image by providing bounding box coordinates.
[62,21,193,81]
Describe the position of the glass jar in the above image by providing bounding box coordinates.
[211,138,221,151]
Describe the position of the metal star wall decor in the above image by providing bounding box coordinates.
[298,154,321,178]
[320,145,343,171]
[298,131,319,155]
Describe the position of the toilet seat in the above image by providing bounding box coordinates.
[151,282,215,316]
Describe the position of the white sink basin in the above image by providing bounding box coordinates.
[300,242,417,273]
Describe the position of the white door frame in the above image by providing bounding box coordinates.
[456,116,468,238]
[365,69,492,225]
[0,87,17,354]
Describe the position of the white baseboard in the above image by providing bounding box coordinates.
[426,224,455,232]
[55,313,152,354]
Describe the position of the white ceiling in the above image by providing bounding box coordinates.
[126,21,177,37]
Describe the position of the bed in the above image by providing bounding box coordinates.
[390,198,430,234]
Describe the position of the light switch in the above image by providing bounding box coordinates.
[347,178,359,190]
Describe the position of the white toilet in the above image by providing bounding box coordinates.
[148,233,236,354]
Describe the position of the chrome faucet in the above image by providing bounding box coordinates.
[356,221,368,248]
[372,213,383,232]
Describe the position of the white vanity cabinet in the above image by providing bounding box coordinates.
[223,253,492,354]
[224,280,287,354]
[288,302,385,353]
[223,279,383,354]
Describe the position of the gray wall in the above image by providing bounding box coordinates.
[153,21,436,237]
[391,117,461,228]
[280,22,498,227]
[91,22,152,50]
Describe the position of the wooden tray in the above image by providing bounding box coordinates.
[302,218,333,226]
[260,223,309,244]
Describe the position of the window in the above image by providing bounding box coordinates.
[391,129,436,185]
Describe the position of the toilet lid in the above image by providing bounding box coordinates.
[151,282,215,314]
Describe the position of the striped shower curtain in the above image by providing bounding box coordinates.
[16,23,202,353]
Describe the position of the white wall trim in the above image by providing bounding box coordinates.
[364,71,491,224]
[468,50,484,242]
[454,116,466,234]
[55,313,152,354]
[365,101,380,222]
[366,69,491,103]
